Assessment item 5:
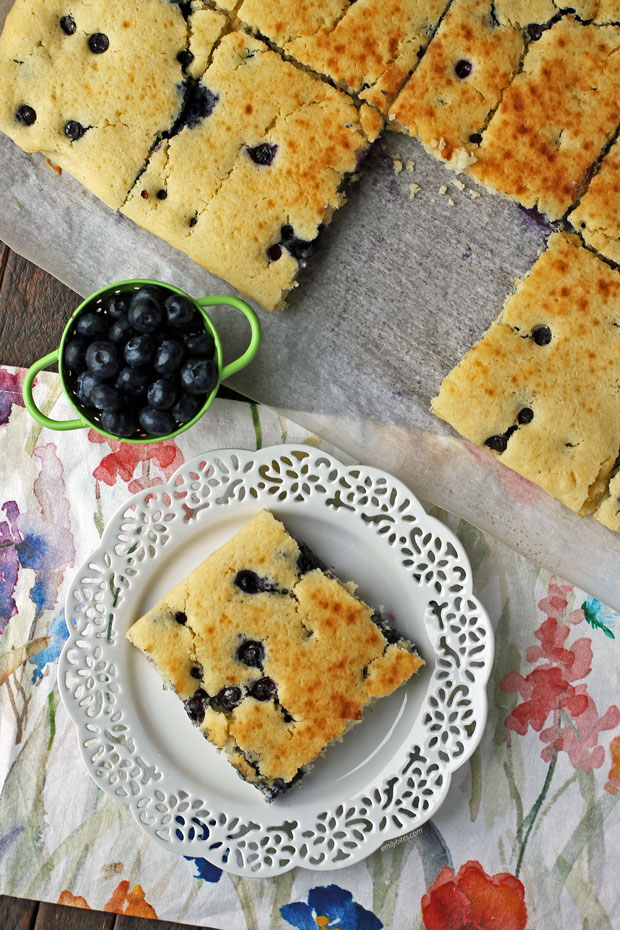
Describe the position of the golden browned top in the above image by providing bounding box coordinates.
[433,232,620,515]
[470,17,620,220]
[389,0,536,164]
[127,510,423,785]
[235,0,448,112]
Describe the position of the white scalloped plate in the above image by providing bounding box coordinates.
[59,446,493,877]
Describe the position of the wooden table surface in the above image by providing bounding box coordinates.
[0,240,232,929]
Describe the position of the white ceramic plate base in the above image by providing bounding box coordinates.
[59,446,493,877]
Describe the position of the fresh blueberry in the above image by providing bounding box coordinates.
[124,335,154,367]
[85,341,119,381]
[64,120,88,141]
[234,570,272,594]
[184,688,208,724]
[518,407,534,424]
[100,410,138,438]
[63,335,89,371]
[455,59,473,79]
[532,325,552,345]
[88,32,109,54]
[177,48,194,70]
[129,294,164,334]
[105,292,130,319]
[247,143,277,166]
[16,105,36,126]
[75,310,108,339]
[249,677,276,701]
[268,244,282,262]
[154,338,184,373]
[116,366,150,397]
[139,406,175,436]
[184,330,214,358]
[485,434,508,453]
[59,14,76,34]
[147,377,177,410]
[296,540,327,575]
[156,188,168,200]
[136,284,168,302]
[172,392,203,424]
[108,316,135,345]
[175,612,187,624]
[180,358,217,394]
[165,293,196,330]
[90,383,122,411]
[237,640,264,668]
[214,685,242,711]
[74,370,98,406]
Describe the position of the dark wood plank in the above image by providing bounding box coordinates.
[0,242,78,368]
[35,901,114,930]
[0,894,38,930]
[114,918,207,930]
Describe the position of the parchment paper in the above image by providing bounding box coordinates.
[2,0,619,608]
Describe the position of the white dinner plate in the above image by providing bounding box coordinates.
[59,445,493,877]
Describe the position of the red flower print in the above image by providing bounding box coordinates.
[540,696,620,771]
[501,666,589,735]
[500,577,620,771]
[421,861,527,930]
[89,429,184,493]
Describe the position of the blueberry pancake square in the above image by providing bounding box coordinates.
[388,0,559,169]
[121,31,382,310]
[230,0,449,113]
[126,509,424,801]
[432,232,620,519]
[469,16,620,220]
[0,0,227,208]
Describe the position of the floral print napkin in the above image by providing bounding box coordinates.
[1,365,619,929]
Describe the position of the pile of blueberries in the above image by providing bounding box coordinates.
[63,284,218,438]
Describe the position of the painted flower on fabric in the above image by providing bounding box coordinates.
[500,577,620,770]
[89,429,184,493]
[28,609,70,682]
[281,885,383,930]
[58,890,91,909]
[104,880,158,917]
[605,734,620,794]
[0,501,21,632]
[58,881,158,918]
[540,695,620,771]
[184,855,223,883]
[421,860,527,930]
[0,368,25,426]
[1,444,75,637]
